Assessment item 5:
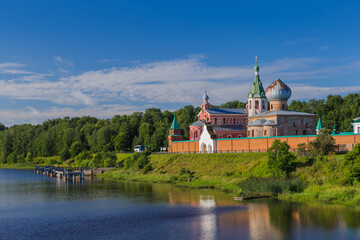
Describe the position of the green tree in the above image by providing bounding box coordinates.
[70,141,82,158]
[308,129,336,155]
[267,140,296,177]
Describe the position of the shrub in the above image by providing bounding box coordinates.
[45,158,58,165]
[267,140,296,177]
[6,152,17,164]
[308,129,336,155]
[136,155,149,169]
[70,141,82,158]
[60,148,71,162]
[90,153,103,168]
[25,152,34,163]
[124,156,135,169]
[143,164,153,174]
[269,185,282,197]
[104,158,116,167]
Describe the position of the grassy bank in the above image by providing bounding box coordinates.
[102,152,360,206]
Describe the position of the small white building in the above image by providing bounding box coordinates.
[199,122,217,153]
[352,117,360,134]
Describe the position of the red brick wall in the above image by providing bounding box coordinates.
[169,134,360,153]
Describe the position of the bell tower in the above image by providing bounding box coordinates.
[247,57,268,117]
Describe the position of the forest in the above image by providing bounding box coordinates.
[0,93,359,165]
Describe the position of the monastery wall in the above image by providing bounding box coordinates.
[169,134,360,153]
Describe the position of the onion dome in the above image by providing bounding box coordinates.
[203,88,209,102]
[265,78,292,101]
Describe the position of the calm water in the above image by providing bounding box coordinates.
[0,169,360,240]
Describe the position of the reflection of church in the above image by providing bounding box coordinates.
[169,59,316,153]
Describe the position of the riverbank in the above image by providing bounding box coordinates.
[101,152,360,206]
[4,151,360,206]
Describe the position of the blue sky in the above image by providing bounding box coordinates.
[0,0,359,125]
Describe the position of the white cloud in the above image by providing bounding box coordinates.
[1,56,360,125]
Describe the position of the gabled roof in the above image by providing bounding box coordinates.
[206,108,247,115]
[190,121,203,127]
[170,114,180,129]
[204,122,217,140]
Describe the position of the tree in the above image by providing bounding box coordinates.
[70,141,82,158]
[267,140,296,177]
[308,129,336,155]
[60,148,71,162]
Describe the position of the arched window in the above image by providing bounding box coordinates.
[223,118,226,124]
[215,118,217,124]
[228,135,232,138]
[282,104,285,110]
[264,130,267,136]
[252,130,254,137]
[262,101,265,109]
[233,118,235,124]
[238,134,242,138]
[195,131,198,139]
[271,104,273,110]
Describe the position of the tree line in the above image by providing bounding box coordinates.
[0,93,359,164]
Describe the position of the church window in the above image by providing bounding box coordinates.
[228,135,232,138]
[252,130,254,137]
[282,104,285,110]
[255,100,259,109]
[264,130,267,136]
[223,118,226,124]
[195,131,198,139]
[215,118,217,124]
[295,130,298,135]
[262,101,265,109]
[238,134,242,138]
[303,130,306,135]
[271,104,273,110]
[233,118,235,124]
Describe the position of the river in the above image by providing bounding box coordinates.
[0,169,359,240]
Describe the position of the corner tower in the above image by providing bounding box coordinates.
[247,57,268,117]
[168,113,183,152]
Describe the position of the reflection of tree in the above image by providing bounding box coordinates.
[268,200,293,239]
[298,205,338,230]
[341,209,360,229]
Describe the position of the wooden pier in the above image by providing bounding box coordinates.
[35,166,87,181]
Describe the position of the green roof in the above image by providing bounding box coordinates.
[171,114,180,129]
[353,118,360,123]
[316,118,323,130]
[248,62,266,98]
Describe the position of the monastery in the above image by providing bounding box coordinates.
[168,59,358,153]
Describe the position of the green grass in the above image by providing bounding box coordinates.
[0,162,35,169]
[116,153,133,164]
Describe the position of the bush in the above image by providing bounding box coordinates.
[124,156,135,169]
[25,152,34,163]
[104,158,116,167]
[143,164,153,174]
[6,152,17,164]
[90,153,103,168]
[267,140,296,177]
[136,155,149,169]
[45,158,58,165]
[308,129,336,155]
[75,151,91,167]
[269,185,282,197]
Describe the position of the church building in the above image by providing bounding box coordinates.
[189,89,248,140]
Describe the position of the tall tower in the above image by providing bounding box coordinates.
[168,113,183,152]
[247,57,268,117]
[201,87,211,110]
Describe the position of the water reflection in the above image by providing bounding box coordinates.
[1,169,360,239]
